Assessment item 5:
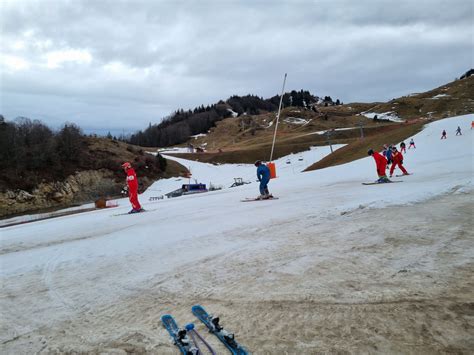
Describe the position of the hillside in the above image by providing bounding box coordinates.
[1,115,472,354]
[0,127,188,217]
[2,74,471,218]
[165,75,473,165]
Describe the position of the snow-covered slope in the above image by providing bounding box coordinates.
[0,115,472,351]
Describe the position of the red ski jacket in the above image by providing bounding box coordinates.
[391,151,403,165]
[372,151,387,174]
[126,168,138,191]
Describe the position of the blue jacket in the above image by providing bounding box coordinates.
[257,164,270,183]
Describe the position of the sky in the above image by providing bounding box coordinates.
[0,0,472,135]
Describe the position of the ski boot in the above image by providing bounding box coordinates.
[176,329,199,355]
[377,176,391,183]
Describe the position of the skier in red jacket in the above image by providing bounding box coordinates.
[389,146,409,177]
[122,162,143,213]
[368,149,390,183]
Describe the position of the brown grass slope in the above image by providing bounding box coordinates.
[360,75,474,120]
[167,76,473,167]
[85,137,188,191]
[304,123,424,171]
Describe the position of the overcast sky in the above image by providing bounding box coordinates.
[1,0,472,135]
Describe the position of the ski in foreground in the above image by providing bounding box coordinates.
[192,305,249,355]
[161,314,199,355]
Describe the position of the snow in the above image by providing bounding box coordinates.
[1,115,473,352]
[156,147,191,154]
[147,144,344,199]
[190,133,207,139]
[227,108,238,117]
[362,111,404,122]
[302,126,359,136]
[283,117,310,125]
[431,94,450,99]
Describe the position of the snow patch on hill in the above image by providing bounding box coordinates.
[362,111,404,122]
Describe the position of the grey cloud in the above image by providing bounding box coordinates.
[0,0,472,132]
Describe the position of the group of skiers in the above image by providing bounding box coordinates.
[120,159,273,213]
[120,124,466,211]
[368,142,410,183]
[442,126,462,139]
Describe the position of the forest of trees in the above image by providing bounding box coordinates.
[129,90,320,147]
[0,116,169,191]
[0,116,89,189]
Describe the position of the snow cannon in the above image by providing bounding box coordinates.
[267,162,277,179]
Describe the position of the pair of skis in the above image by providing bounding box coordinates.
[112,208,158,216]
[362,173,412,185]
[161,305,248,355]
[362,180,403,185]
[241,195,279,202]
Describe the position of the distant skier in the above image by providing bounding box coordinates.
[455,126,462,136]
[122,162,143,213]
[441,130,447,139]
[408,138,416,149]
[400,141,406,154]
[368,149,390,183]
[255,160,272,199]
[389,147,409,177]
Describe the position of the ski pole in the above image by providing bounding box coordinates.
[186,323,216,355]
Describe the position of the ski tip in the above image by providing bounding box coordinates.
[161,314,174,322]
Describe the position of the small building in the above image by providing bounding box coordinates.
[182,183,207,194]
[165,183,208,198]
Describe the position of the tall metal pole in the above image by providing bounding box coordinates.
[269,73,287,162]
[359,119,364,139]
[326,130,333,153]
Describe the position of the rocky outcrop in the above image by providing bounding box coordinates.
[0,170,122,218]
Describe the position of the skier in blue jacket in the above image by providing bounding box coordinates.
[255,160,271,199]
[382,144,393,169]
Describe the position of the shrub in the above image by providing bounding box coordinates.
[156,153,167,171]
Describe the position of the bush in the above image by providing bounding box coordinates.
[156,153,167,171]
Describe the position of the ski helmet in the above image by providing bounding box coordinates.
[254,160,262,167]
[367,149,374,156]
[121,162,131,169]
